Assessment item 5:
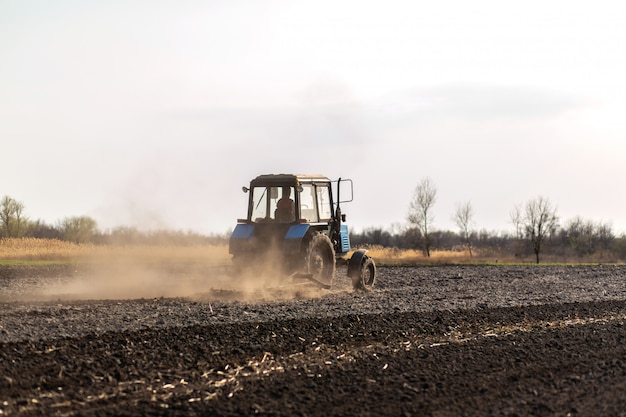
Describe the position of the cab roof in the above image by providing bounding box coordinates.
[250,174,331,186]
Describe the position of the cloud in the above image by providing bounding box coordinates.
[368,84,584,124]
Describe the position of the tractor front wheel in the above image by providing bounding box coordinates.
[305,233,336,288]
[351,256,376,291]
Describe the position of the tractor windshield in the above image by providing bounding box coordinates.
[250,186,296,223]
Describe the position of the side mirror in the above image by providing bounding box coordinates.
[242,186,249,193]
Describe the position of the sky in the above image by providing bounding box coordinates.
[2,0,626,236]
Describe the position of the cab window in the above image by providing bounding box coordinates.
[251,186,295,222]
[299,183,332,222]
[299,184,317,222]
[316,184,332,220]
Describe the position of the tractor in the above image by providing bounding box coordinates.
[228,174,376,291]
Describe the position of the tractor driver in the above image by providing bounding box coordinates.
[276,186,295,222]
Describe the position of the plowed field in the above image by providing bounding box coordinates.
[2,265,626,416]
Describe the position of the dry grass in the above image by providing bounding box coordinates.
[2,238,576,267]
[1,239,480,266]
[0,238,89,262]
[0,238,231,265]
[362,245,479,265]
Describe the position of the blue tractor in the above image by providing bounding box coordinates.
[229,174,376,291]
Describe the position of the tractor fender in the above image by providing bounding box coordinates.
[231,223,254,239]
[229,223,255,255]
[347,249,370,278]
[283,223,311,254]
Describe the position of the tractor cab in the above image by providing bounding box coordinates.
[243,174,335,225]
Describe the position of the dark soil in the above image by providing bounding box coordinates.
[2,265,626,416]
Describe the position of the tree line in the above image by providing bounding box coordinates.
[3,187,626,263]
[0,195,229,245]
[351,177,625,263]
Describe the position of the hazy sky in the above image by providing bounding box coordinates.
[2,0,626,235]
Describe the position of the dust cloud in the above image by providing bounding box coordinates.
[17,251,330,303]
[47,262,223,301]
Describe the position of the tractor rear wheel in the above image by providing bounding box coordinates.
[305,233,336,288]
[352,257,376,291]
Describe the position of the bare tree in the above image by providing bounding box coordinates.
[0,196,27,238]
[564,216,614,257]
[510,204,524,240]
[59,216,98,244]
[453,201,474,257]
[522,196,559,263]
[407,177,437,256]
